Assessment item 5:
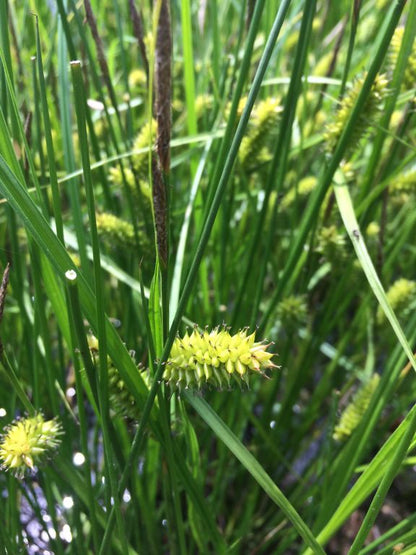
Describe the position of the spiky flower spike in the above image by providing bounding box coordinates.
[276,295,308,332]
[315,224,348,265]
[239,98,282,172]
[324,73,388,158]
[96,212,135,248]
[132,119,158,179]
[333,374,380,442]
[377,278,416,324]
[0,414,63,477]
[163,328,277,389]
[388,28,416,92]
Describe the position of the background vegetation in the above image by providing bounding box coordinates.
[0,0,416,553]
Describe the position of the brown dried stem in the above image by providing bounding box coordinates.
[129,0,149,79]
[155,0,172,174]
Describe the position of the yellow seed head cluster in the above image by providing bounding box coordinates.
[366,222,380,237]
[333,374,380,442]
[96,212,135,248]
[109,165,136,189]
[377,278,416,324]
[88,335,150,419]
[195,94,214,120]
[390,170,416,198]
[281,176,317,210]
[0,414,63,477]
[315,225,348,264]
[324,73,389,157]
[132,119,158,178]
[108,364,151,419]
[163,328,277,389]
[388,28,416,93]
[109,165,152,224]
[128,68,147,93]
[276,295,308,331]
[239,98,282,172]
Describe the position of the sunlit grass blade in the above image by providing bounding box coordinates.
[185,393,325,554]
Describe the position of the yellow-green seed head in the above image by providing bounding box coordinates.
[87,335,152,419]
[377,278,416,324]
[276,295,308,331]
[389,170,416,205]
[313,52,334,78]
[108,364,151,419]
[128,68,147,93]
[109,165,152,222]
[388,28,416,92]
[96,212,135,248]
[225,96,248,121]
[366,221,380,237]
[239,98,282,172]
[0,414,63,477]
[109,165,136,189]
[315,225,348,264]
[132,119,158,179]
[281,176,317,210]
[324,73,389,158]
[195,94,214,120]
[163,328,277,389]
[389,170,416,195]
[333,374,380,442]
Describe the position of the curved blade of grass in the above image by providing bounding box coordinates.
[347,405,416,554]
[0,154,150,410]
[120,0,294,482]
[359,0,416,201]
[98,5,295,547]
[303,402,416,553]
[249,0,317,329]
[185,393,325,555]
[34,14,63,242]
[259,0,408,331]
[330,176,416,552]
[334,177,416,371]
[311,166,416,529]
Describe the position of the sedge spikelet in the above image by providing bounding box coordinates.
[276,295,308,331]
[108,364,151,419]
[0,414,63,477]
[155,0,172,174]
[96,212,135,248]
[239,98,282,172]
[333,374,380,442]
[388,27,416,92]
[109,165,152,224]
[389,169,416,205]
[281,176,317,210]
[88,335,149,419]
[315,225,348,265]
[163,328,277,390]
[132,119,158,178]
[377,278,416,324]
[195,94,214,121]
[324,73,389,157]
[128,68,147,94]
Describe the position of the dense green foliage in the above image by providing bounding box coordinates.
[0,0,416,553]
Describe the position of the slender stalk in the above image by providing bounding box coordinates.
[34,15,64,243]
[70,60,128,551]
[65,270,100,552]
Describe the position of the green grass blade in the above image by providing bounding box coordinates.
[334,178,416,370]
[185,393,325,554]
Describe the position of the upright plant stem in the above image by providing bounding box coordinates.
[70,61,128,553]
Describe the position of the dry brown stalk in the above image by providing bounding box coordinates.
[129,0,149,79]
[155,0,172,174]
